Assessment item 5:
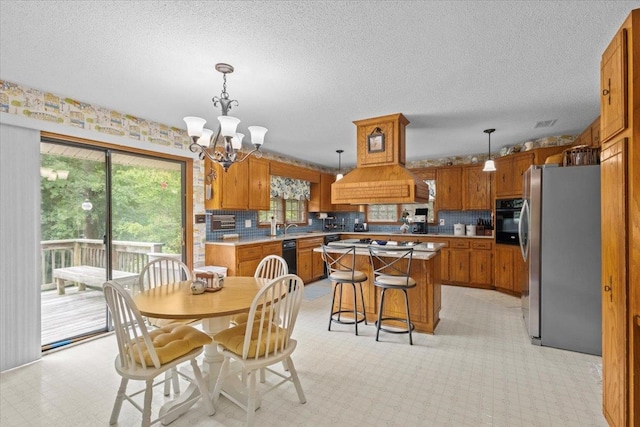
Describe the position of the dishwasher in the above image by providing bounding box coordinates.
[282,239,297,274]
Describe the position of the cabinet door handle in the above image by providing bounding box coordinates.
[602,89,609,96]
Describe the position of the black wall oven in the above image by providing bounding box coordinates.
[495,198,523,245]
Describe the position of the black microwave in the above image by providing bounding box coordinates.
[495,198,523,245]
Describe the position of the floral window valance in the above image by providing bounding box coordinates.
[270,176,311,201]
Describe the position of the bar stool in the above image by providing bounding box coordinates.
[322,245,368,335]
[368,246,416,345]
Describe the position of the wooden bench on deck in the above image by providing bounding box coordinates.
[52,265,139,295]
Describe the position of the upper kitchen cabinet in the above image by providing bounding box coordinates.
[494,147,564,197]
[309,173,333,212]
[463,164,491,210]
[248,157,270,210]
[600,29,627,144]
[575,116,601,148]
[494,152,533,197]
[309,172,359,212]
[204,156,270,210]
[436,167,462,210]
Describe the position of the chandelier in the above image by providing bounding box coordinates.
[183,63,267,172]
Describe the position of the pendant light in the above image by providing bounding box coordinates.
[336,149,344,181]
[482,128,496,172]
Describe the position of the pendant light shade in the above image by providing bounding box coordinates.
[336,149,344,181]
[482,128,496,172]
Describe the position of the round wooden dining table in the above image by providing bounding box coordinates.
[133,276,268,424]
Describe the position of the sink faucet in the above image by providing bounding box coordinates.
[284,223,298,235]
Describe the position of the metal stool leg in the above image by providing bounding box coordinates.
[336,282,344,322]
[352,283,359,335]
[376,288,386,342]
[328,282,339,331]
[403,288,413,345]
[358,282,367,326]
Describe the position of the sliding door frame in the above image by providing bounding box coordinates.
[41,131,195,268]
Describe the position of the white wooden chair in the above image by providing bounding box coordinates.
[137,257,197,396]
[230,255,288,326]
[103,281,214,427]
[212,274,306,427]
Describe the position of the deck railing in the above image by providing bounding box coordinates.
[40,239,166,290]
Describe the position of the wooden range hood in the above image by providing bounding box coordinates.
[331,113,429,205]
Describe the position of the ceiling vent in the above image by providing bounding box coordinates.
[534,119,557,128]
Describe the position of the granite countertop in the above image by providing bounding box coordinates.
[329,239,446,252]
[205,231,493,246]
[315,242,441,260]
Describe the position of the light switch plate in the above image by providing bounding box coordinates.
[245,219,252,228]
[308,219,313,225]
[439,219,445,226]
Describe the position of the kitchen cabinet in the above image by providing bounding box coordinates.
[463,164,491,210]
[205,156,270,210]
[590,116,601,148]
[469,241,493,287]
[494,244,524,295]
[248,157,270,210]
[436,167,463,210]
[309,172,359,213]
[600,29,627,145]
[601,138,628,427]
[575,116,601,149]
[599,11,640,425]
[496,152,535,198]
[325,247,441,334]
[442,238,493,289]
[309,173,333,212]
[494,148,565,198]
[296,236,324,283]
[205,241,282,277]
[449,240,470,284]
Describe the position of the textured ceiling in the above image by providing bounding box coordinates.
[1,1,636,169]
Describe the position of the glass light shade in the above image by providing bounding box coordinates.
[47,172,57,181]
[231,133,244,150]
[197,128,213,146]
[56,170,69,180]
[336,173,344,181]
[183,116,207,137]
[40,167,53,178]
[81,199,93,211]
[483,159,496,172]
[217,116,241,137]
[248,126,268,146]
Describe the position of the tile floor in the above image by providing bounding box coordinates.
[0,282,606,427]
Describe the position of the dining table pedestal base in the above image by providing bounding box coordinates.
[160,316,260,425]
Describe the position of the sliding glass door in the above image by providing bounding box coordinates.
[40,139,186,349]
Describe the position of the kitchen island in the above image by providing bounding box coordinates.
[317,239,445,334]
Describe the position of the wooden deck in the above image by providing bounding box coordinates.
[41,286,110,348]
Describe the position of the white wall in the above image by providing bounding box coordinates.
[0,124,42,371]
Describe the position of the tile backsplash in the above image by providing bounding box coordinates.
[205,209,492,240]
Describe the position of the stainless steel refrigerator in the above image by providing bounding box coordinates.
[520,164,601,356]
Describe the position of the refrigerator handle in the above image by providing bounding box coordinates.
[519,199,530,261]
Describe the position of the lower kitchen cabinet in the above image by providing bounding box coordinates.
[444,239,493,289]
[470,241,493,287]
[450,240,470,284]
[494,244,525,295]
[205,241,282,277]
[296,236,324,283]
[338,234,493,290]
